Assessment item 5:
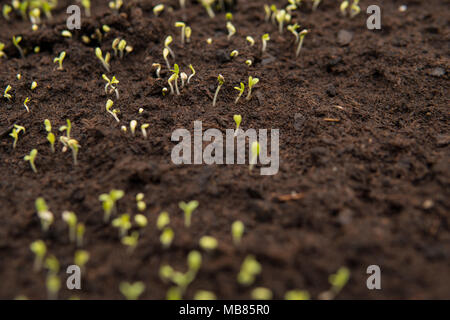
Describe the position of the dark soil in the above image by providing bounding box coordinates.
[0,0,449,299]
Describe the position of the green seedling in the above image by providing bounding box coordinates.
[285,289,310,300]
[157,211,170,230]
[10,124,25,149]
[81,0,91,17]
[227,21,236,40]
[175,22,187,44]
[194,291,217,300]
[185,26,192,43]
[159,264,174,283]
[0,42,7,58]
[166,286,182,300]
[276,9,290,34]
[152,63,162,78]
[112,38,120,56]
[76,223,85,247]
[246,76,259,101]
[264,5,271,22]
[99,189,124,222]
[2,4,12,20]
[4,85,12,100]
[230,50,239,58]
[164,35,175,58]
[201,0,215,18]
[213,74,224,107]
[24,149,38,173]
[340,1,349,16]
[61,30,72,38]
[95,47,111,72]
[134,214,147,227]
[122,231,139,253]
[136,193,146,212]
[12,35,24,58]
[231,220,244,245]
[180,72,188,88]
[170,64,180,95]
[350,0,361,18]
[296,29,309,57]
[74,250,90,270]
[270,5,277,24]
[36,197,53,232]
[206,38,212,44]
[59,119,71,138]
[118,39,127,59]
[31,81,37,90]
[179,200,199,227]
[312,0,322,11]
[249,141,260,172]
[163,48,170,69]
[160,227,174,249]
[286,0,297,13]
[30,240,46,271]
[46,274,61,300]
[226,12,233,21]
[105,99,120,122]
[329,267,350,296]
[237,255,262,286]
[44,119,55,153]
[246,36,255,46]
[109,0,123,13]
[60,137,80,165]
[153,4,164,16]
[45,255,60,275]
[252,287,273,300]
[112,213,131,237]
[120,281,145,300]
[261,33,270,54]
[287,23,300,44]
[188,64,195,84]
[187,250,202,272]
[18,1,28,20]
[62,211,77,243]
[23,97,30,112]
[199,236,218,252]
[141,123,150,138]
[162,87,168,96]
[130,120,137,136]
[102,74,119,98]
[233,83,244,104]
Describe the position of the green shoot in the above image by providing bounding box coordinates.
[286,0,297,14]
[312,0,322,11]
[160,227,174,249]
[201,0,215,18]
[141,124,150,138]
[261,33,270,54]
[152,63,162,78]
[63,211,77,243]
[234,83,244,104]
[213,74,224,107]
[136,193,146,212]
[95,47,111,72]
[329,267,350,295]
[187,250,202,272]
[227,22,236,40]
[180,72,188,88]
[162,87,168,96]
[81,0,91,17]
[122,231,139,253]
[112,38,120,56]
[179,200,199,227]
[340,1,349,16]
[76,223,85,247]
[249,141,260,172]
[270,5,277,24]
[276,9,290,34]
[45,255,60,275]
[99,189,124,222]
[4,85,12,100]
[130,120,137,136]
[185,26,192,43]
[350,0,361,18]
[134,214,147,227]
[18,1,28,20]
[175,22,186,44]
[120,281,145,300]
[194,291,216,300]
[264,5,271,22]
[188,64,195,84]
[102,74,120,98]
[231,220,244,245]
[10,124,25,149]
[112,213,132,238]
[44,119,55,153]
[153,4,164,16]
[109,0,123,13]
[103,25,111,34]
[24,149,38,173]
[30,240,46,271]
[157,211,170,230]
[61,30,72,38]
[106,99,120,122]
[164,35,175,58]
[159,264,174,283]
[35,197,53,232]
[226,12,233,21]
[237,255,262,286]
[166,287,182,300]
[230,50,239,58]
[233,114,242,136]
[118,39,127,59]
[296,29,309,57]
[246,36,255,46]
[285,289,310,300]
[251,287,273,300]
[2,4,12,20]
[60,137,80,165]
[170,64,180,95]
[206,38,212,44]
[31,81,37,90]
[46,274,61,300]
[0,42,7,58]
[287,23,300,44]
[23,97,30,112]
[12,36,24,58]
[246,76,259,101]
[163,48,170,69]
[59,119,72,138]
[199,236,218,252]
[74,250,90,270]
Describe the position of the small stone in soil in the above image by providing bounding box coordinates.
[337,30,353,46]
[326,84,337,97]
[430,67,445,77]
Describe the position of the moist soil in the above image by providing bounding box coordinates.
[0,0,449,299]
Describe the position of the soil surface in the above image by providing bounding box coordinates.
[0,0,449,299]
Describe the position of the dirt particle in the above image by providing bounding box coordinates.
[337,30,353,46]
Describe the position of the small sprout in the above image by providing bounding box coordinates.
[201,0,215,18]
[9,124,25,149]
[185,26,192,43]
[187,250,202,272]
[164,35,175,59]
[12,35,24,58]
[175,22,186,44]
[157,211,170,230]
[286,1,297,14]
[34,46,40,53]
[160,227,174,249]
[130,120,138,136]
[81,0,91,17]
[180,72,188,88]
[61,30,72,38]
[153,4,164,16]
[30,240,46,271]
[264,5,271,22]
[285,289,310,300]
[45,255,59,275]
[134,214,147,227]
[276,9,290,34]
[82,35,91,44]
[261,33,270,54]
[251,287,273,300]
[213,74,224,107]
[136,193,146,211]
[60,138,80,165]
[163,48,170,69]
[121,125,127,132]
[199,236,218,252]
[16,74,21,80]
[227,22,236,40]
[245,59,252,66]
[32,24,39,31]
[24,149,38,173]
[0,42,7,58]
[59,119,72,138]
[179,200,199,227]
[62,211,77,243]
[194,291,216,300]
[234,83,245,104]
[99,189,124,222]
[106,99,120,122]
[350,0,361,18]
[270,5,278,24]
[74,250,89,270]
[166,287,182,300]
[230,50,239,58]
[246,76,259,101]
[296,29,309,57]
[119,282,145,300]
[4,85,12,100]
[122,231,139,253]
[287,23,300,44]
[226,12,233,21]
[102,25,111,33]
[31,81,37,90]
[237,255,262,286]
[46,274,61,300]
[170,63,181,95]
[53,51,66,70]
[329,267,350,295]
[112,213,132,238]
[76,223,85,247]
[187,64,195,84]
[118,39,127,59]
[312,0,322,11]
[46,131,55,153]
[112,38,120,56]
[206,38,212,44]
[152,63,162,78]
[231,220,244,245]
[44,119,52,132]
[109,0,123,13]
[249,141,260,172]
[340,1,349,16]
[159,264,174,282]
[95,47,111,72]
[162,87,168,96]
[246,36,255,46]
[35,197,53,232]
[102,74,119,98]
[2,4,12,20]
[141,124,150,138]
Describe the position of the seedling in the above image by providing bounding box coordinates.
[185,27,192,43]
[226,12,233,21]
[164,36,175,58]
[153,4,164,16]
[201,0,215,18]
[118,39,127,59]
[59,119,72,138]
[106,99,120,122]
[4,85,12,100]
[187,250,202,272]
[246,76,259,101]
[252,287,273,300]
[74,250,90,270]
[276,9,290,34]
[63,211,77,243]
[31,81,37,90]
[329,267,350,295]
[10,124,25,149]
[60,137,80,165]
[157,211,170,230]
[109,0,123,13]
[246,36,255,46]
[2,4,12,20]
[12,36,24,58]
[45,255,60,275]
[35,197,53,232]
[134,214,147,227]
[261,33,270,54]
[231,220,244,245]
[175,22,187,44]
[270,5,277,24]
[179,200,199,227]
[350,0,361,18]
[159,264,174,283]
[61,30,72,38]
[285,289,310,300]
[0,42,7,58]
[23,97,30,112]
[230,50,239,58]
[141,124,150,138]
[163,48,170,69]
[227,22,236,40]
[24,149,38,173]
[233,83,245,104]
[160,227,174,249]
[212,74,224,107]
[102,74,119,98]
[340,1,349,16]
[237,255,262,286]
[249,141,260,172]
[130,120,137,136]
[296,29,309,57]
[30,240,46,271]
[76,223,85,247]
[162,87,168,96]
[199,236,218,252]
[46,274,61,300]
[99,189,124,222]
[120,281,145,300]
[287,23,300,44]
[81,0,91,17]
[44,119,55,153]
[206,38,212,44]
[152,63,162,78]
[122,231,139,253]
[95,47,111,72]
[112,38,120,56]
[188,64,195,84]
[286,0,297,13]
[312,0,321,11]
[112,213,132,238]
[136,193,146,211]
[170,64,181,95]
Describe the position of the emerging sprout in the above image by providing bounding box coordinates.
[35,197,53,232]
[120,282,145,300]
[61,30,72,38]
[102,25,111,33]
[179,200,199,227]
[246,76,259,101]
[141,124,150,138]
[0,42,6,58]
[329,267,350,296]
[201,0,215,18]
[264,5,271,22]
[287,23,300,43]
[237,255,262,286]
[296,29,309,57]
[46,274,61,300]
[350,0,361,18]
[12,35,24,58]
[31,81,37,90]
[212,74,224,107]
[4,85,12,100]
[194,291,216,300]
[231,220,244,245]
[2,4,12,20]
[187,250,202,272]
[246,36,255,46]
[76,223,85,247]
[285,289,310,300]
[227,22,236,40]
[136,193,146,212]
[249,141,260,172]
[163,48,170,69]
[170,64,181,95]
[95,47,111,72]
[102,74,119,98]
[270,5,277,24]
[106,99,120,122]
[162,87,168,96]
[53,51,66,70]
[230,50,239,58]
[59,119,71,138]
[188,64,195,84]
[134,214,147,227]
[99,189,124,222]
[185,26,192,43]
[153,4,164,16]
[252,287,273,300]
[62,211,77,243]
[340,1,349,16]
[118,39,127,59]
[109,0,123,13]
[164,35,175,58]
[81,0,91,17]
[199,236,218,252]
[74,250,90,270]
[160,227,174,249]
[122,231,139,252]
[10,124,25,149]
[206,38,212,44]
[45,255,60,275]
[152,63,162,78]
[45,119,55,153]
[175,22,186,44]
[166,287,182,300]
[233,83,245,104]
[276,9,291,34]
[23,97,30,112]
[130,120,138,136]
[261,33,270,54]
[312,0,322,11]
[112,213,132,238]
[157,211,170,230]
[30,240,46,271]
[112,38,120,56]
[24,149,38,173]
[226,12,233,21]
[60,138,80,165]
